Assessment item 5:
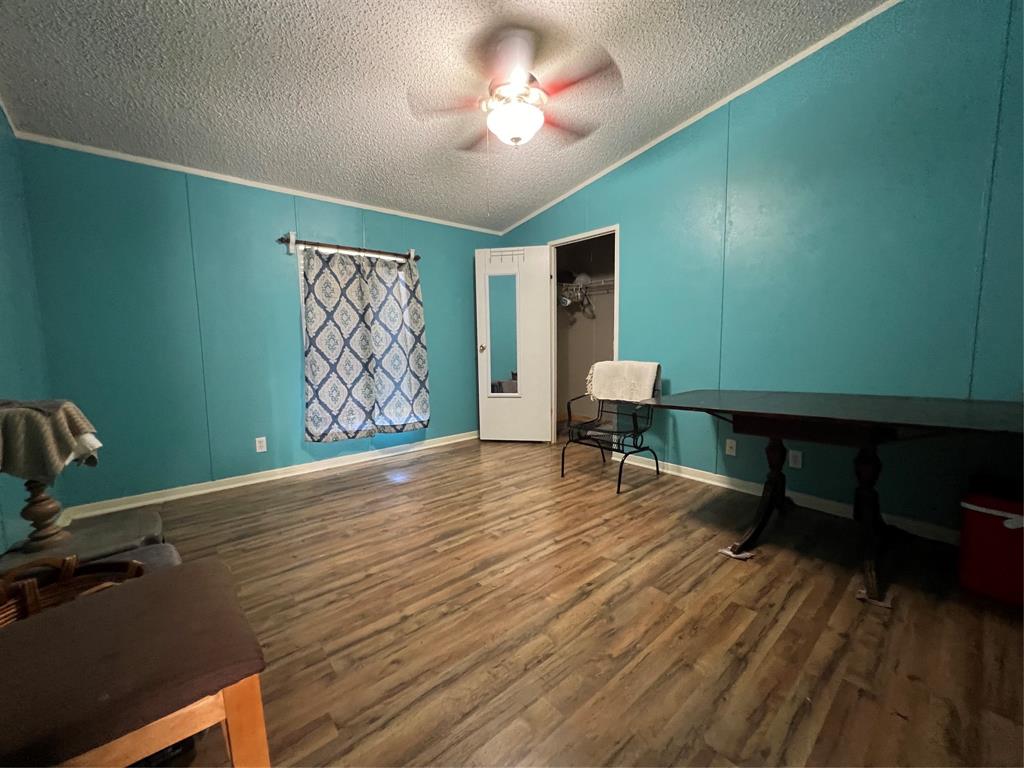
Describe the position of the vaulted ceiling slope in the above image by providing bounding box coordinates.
[0,0,887,233]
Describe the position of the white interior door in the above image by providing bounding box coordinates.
[475,246,552,441]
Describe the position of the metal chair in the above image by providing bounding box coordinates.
[561,392,660,494]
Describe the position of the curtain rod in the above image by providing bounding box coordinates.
[278,231,419,263]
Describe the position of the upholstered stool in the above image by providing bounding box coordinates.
[94,541,182,570]
[0,558,268,766]
[0,508,164,572]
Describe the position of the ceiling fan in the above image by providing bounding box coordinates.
[410,24,622,150]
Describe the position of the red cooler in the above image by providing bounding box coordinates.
[959,494,1024,604]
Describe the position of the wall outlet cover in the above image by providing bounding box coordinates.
[255,436,267,453]
[725,438,737,457]
[789,449,802,469]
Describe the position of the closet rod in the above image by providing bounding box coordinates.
[277,231,419,263]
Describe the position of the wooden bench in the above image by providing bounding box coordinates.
[0,558,269,766]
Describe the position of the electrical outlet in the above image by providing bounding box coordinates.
[788,449,802,469]
[255,436,267,453]
[725,438,737,457]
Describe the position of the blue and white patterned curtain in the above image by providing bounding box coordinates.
[301,247,430,441]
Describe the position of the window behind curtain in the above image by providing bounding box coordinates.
[301,248,429,441]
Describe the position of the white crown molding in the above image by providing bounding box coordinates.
[6,1,899,238]
[61,430,479,521]
[4,0,899,237]
[618,452,959,545]
[497,0,904,235]
[12,130,503,236]
[0,94,14,136]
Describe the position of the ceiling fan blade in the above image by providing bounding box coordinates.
[545,115,594,142]
[407,94,480,121]
[457,129,489,152]
[543,54,622,98]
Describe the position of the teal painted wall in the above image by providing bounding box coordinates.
[4,0,1020,530]
[974,0,1023,401]
[20,147,212,508]
[503,0,1023,526]
[0,109,48,548]
[18,144,499,507]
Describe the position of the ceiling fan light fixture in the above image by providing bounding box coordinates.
[481,72,548,147]
[486,100,545,146]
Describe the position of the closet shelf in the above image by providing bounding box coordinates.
[558,277,615,295]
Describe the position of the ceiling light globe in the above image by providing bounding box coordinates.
[486,101,544,146]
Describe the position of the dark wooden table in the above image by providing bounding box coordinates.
[644,390,1024,606]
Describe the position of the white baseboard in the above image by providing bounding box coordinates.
[62,431,478,521]
[618,453,959,545]
[64,432,958,546]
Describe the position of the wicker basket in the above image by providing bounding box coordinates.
[0,555,144,628]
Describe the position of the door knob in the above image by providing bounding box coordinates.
[479,344,486,353]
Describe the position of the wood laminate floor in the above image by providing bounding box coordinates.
[154,440,1022,767]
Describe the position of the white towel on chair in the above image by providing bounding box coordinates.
[586,361,660,402]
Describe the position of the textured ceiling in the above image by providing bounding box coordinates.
[0,0,887,232]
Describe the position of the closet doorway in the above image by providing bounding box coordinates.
[550,226,618,438]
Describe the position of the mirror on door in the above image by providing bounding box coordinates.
[488,274,518,394]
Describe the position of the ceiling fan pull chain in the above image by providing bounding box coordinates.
[486,128,492,220]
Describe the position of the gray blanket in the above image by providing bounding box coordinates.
[0,400,101,483]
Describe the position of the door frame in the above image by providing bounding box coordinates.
[548,224,620,443]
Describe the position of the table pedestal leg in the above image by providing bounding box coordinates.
[19,479,71,552]
[720,437,787,560]
[853,444,891,608]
